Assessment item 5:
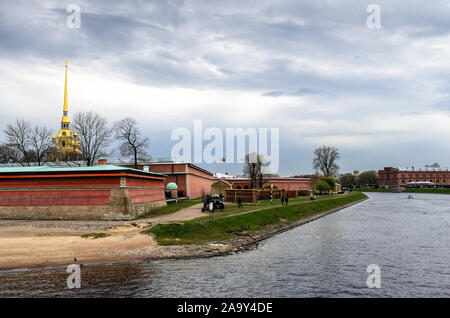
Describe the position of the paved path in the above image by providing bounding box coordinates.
[138,203,205,226]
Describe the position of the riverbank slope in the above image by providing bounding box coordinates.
[146,192,367,245]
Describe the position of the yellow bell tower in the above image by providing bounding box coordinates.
[51,60,80,159]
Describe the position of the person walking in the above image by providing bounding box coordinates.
[281,189,285,205]
[237,196,243,208]
[285,192,289,205]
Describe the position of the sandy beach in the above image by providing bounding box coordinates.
[0,204,207,270]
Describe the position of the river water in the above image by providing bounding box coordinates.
[0,192,449,297]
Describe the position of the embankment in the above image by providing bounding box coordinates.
[143,192,368,259]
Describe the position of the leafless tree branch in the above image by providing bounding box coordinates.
[114,117,150,168]
[312,145,340,177]
[72,111,112,166]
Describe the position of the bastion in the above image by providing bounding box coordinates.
[0,163,167,220]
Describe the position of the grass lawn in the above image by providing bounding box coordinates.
[357,188,450,194]
[81,233,111,239]
[199,194,340,221]
[143,192,367,245]
[403,188,450,194]
[135,198,203,219]
[357,188,393,192]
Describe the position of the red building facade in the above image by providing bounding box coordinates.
[219,177,312,191]
[121,162,215,199]
[378,167,450,188]
[0,164,167,220]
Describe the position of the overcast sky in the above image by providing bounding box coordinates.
[1,0,450,175]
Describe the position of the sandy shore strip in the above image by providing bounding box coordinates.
[0,199,367,271]
[0,204,205,270]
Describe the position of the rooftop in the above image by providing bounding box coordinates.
[214,176,310,181]
[0,164,167,178]
[398,167,450,172]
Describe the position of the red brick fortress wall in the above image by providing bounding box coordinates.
[135,163,215,198]
[224,189,306,202]
[186,164,214,198]
[0,174,166,220]
[225,178,312,191]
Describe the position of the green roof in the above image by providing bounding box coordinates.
[0,164,167,177]
[166,182,178,190]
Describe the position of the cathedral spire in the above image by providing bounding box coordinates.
[50,59,80,161]
[61,60,70,129]
[63,59,68,115]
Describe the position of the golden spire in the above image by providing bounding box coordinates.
[61,60,70,127]
[53,59,80,160]
[64,59,68,113]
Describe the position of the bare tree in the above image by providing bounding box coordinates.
[28,125,53,166]
[0,144,14,163]
[243,153,269,188]
[3,119,52,166]
[114,117,149,169]
[72,111,112,166]
[312,145,340,177]
[4,119,31,166]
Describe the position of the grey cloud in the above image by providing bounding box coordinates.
[2,0,450,174]
[0,0,445,97]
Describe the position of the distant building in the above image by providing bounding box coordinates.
[119,161,215,199]
[49,60,81,161]
[211,179,233,196]
[378,167,450,188]
[216,177,312,190]
[213,172,239,179]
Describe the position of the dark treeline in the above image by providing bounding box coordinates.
[339,170,379,188]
